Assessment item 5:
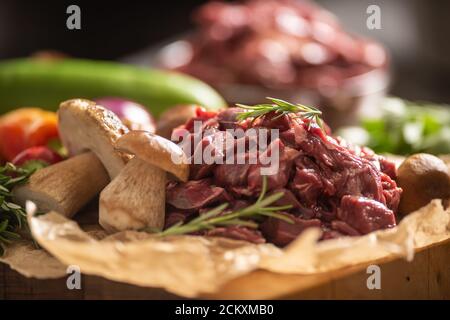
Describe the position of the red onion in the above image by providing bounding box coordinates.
[95,97,156,132]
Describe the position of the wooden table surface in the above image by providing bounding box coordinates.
[1,240,449,299]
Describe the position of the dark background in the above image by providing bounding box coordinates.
[0,0,449,102]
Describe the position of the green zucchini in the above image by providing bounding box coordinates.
[0,58,226,116]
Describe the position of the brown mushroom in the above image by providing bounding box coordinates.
[397,153,450,216]
[13,152,109,216]
[156,104,197,139]
[99,131,189,232]
[13,99,129,218]
[58,99,130,177]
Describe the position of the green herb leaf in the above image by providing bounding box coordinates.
[20,160,49,173]
[337,97,450,155]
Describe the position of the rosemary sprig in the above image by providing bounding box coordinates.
[0,163,35,255]
[145,176,294,237]
[236,97,324,130]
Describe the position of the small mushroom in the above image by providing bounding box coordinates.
[156,104,197,139]
[99,131,189,232]
[397,153,450,216]
[13,99,130,217]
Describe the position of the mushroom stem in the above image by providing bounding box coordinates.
[99,158,166,232]
[13,152,109,218]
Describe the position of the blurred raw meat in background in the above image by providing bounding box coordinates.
[0,0,449,103]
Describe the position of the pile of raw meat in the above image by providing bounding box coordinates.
[166,107,401,246]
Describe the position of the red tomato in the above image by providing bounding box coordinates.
[0,108,59,161]
[12,146,63,167]
[195,106,218,120]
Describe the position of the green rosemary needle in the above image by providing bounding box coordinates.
[0,163,36,255]
[236,97,324,130]
[145,176,294,237]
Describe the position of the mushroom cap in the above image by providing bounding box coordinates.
[156,104,197,139]
[397,153,450,215]
[58,99,130,178]
[115,131,189,182]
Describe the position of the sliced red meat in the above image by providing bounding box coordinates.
[247,140,298,194]
[214,162,251,188]
[379,157,397,179]
[381,173,402,211]
[189,131,234,179]
[166,179,231,210]
[270,188,301,209]
[331,220,361,236]
[164,211,194,228]
[279,128,297,147]
[260,213,322,246]
[337,195,396,234]
[217,108,246,130]
[291,167,324,206]
[253,111,291,131]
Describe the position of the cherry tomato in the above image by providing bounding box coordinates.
[11,146,63,167]
[0,108,59,161]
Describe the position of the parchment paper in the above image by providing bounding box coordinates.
[1,198,448,297]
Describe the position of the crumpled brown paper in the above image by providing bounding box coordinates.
[0,242,66,279]
[0,198,446,297]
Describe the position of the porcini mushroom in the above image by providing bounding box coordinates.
[13,99,130,217]
[99,131,189,232]
[58,99,130,178]
[397,153,450,216]
[156,104,197,139]
[13,152,109,216]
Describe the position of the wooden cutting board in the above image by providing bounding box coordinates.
[1,239,448,299]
